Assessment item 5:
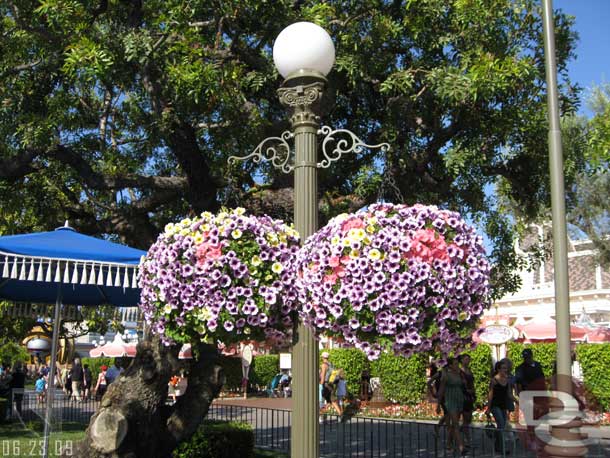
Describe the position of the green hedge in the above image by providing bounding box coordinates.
[326,348,370,396]
[507,342,556,379]
[576,343,610,411]
[250,355,279,389]
[173,420,254,458]
[80,357,113,384]
[370,352,428,405]
[463,344,493,408]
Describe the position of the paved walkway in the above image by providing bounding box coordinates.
[213,397,610,457]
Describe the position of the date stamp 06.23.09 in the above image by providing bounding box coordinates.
[1,440,74,457]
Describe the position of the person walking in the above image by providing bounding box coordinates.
[437,357,465,455]
[319,352,333,409]
[35,373,46,403]
[459,354,475,448]
[9,362,25,416]
[104,359,123,385]
[499,357,516,421]
[82,364,93,400]
[69,358,84,402]
[515,348,545,452]
[486,360,517,454]
[428,363,447,436]
[94,365,108,400]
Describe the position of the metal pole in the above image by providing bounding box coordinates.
[541,1,586,456]
[279,71,325,458]
[43,285,62,458]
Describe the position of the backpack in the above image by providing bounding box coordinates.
[323,362,334,383]
[328,369,340,384]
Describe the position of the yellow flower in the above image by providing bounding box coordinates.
[180,218,192,227]
[163,305,173,315]
[271,262,284,274]
[200,211,213,219]
[194,233,205,244]
[366,225,376,234]
[342,238,352,247]
[363,236,371,245]
[368,216,378,225]
[350,249,360,259]
[201,223,211,232]
[458,311,468,321]
[265,274,273,281]
[368,249,381,261]
[331,235,341,245]
[234,207,246,215]
[348,228,365,241]
[266,232,278,242]
[164,223,176,234]
[179,228,190,237]
[251,256,262,267]
[231,229,243,239]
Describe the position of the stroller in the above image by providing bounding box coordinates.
[266,373,282,398]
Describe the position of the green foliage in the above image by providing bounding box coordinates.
[219,356,243,391]
[80,357,113,383]
[370,352,428,405]
[0,303,38,346]
[507,342,556,379]
[0,342,30,367]
[250,355,279,389]
[575,344,610,411]
[463,345,493,408]
[0,0,582,301]
[326,348,370,396]
[172,420,254,458]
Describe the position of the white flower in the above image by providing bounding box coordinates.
[271,262,284,274]
[231,229,243,239]
[368,248,381,261]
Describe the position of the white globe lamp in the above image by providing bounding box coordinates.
[273,22,335,78]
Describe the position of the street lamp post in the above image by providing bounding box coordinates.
[541,1,586,456]
[230,22,389,458]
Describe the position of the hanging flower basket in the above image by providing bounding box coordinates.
[294,203,491,360]
[139,208,300,346]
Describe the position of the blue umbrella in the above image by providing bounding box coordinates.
[0,222,146,457]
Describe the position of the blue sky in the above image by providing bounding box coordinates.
[555,0,610,114]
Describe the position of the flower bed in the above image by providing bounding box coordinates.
[295,203,491,359]
[139,208,300,346]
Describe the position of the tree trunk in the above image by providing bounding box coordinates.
[69,338,225,458]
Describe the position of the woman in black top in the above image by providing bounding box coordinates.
[486,361,517,453]
[459,354,475,447]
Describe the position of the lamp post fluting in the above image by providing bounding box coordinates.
[229,22,389,458]
[541,1,586,456]
[279,72,324,458]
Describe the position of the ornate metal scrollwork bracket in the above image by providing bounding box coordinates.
[228,125,391,174]
[228,131,295,174]
[317,125,390,169]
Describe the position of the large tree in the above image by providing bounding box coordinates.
[0,0,581,297]
[1,1,583,456]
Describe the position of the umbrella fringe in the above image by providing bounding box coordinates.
[1,252,140,288]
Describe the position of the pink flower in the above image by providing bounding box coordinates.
[323,273,338,284]
[329,256,341,267]
[413,228,436,244]
[207,246,222,260]
[334,266,346,278]
[341,255,351,264]
[341,217,365,233]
